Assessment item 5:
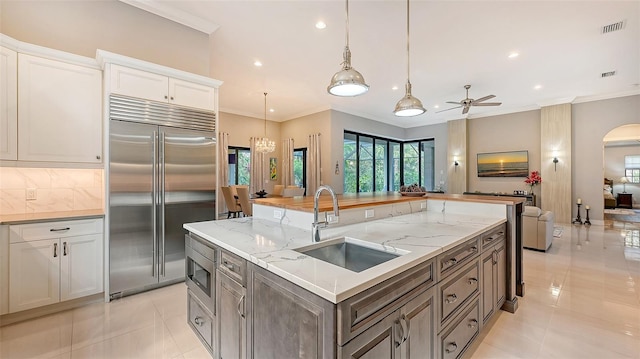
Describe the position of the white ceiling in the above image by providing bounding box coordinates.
[122,0,640,128]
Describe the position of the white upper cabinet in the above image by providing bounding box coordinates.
[109,64,216,111]
[0,46,17,160]
[18,53,102,163]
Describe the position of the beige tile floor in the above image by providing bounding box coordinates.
[1,222,639,358]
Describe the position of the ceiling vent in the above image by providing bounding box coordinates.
[602,20,626,34]
[601,71,616,78]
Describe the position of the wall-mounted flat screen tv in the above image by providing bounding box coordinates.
[477,150,529,177]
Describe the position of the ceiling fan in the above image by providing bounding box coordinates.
[437,85,502,115]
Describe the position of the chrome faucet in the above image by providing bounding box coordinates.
[312,185,340,242]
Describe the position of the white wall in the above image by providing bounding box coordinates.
[0,0,210,76]
[574,95,640,221]
[467,110,541,194]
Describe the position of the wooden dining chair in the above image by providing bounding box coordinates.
[236,186,252,217]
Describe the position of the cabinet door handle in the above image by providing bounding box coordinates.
[445,293,458,304]
[468,319,479,329]
[400,315,409,343]
[170,96,174,100]
[63,242,68,256]
[493,250,498,264]
[164,95,168,99]
[194,316,204,326]
[394,318,404,348]
[50,227,70,232]
[53,243,58,257]
[445,342,458,354]
[468,277,478,285]
[237,294,245,318]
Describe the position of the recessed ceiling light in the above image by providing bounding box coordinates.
[534,84,542,90]
[392,86,399,91]
[315,21,326,29]
[508,52,519,59]
[254,61,262,67]
[269,108,275,113]
[434,105,439,109]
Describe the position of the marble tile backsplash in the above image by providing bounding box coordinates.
[0,168,104,215]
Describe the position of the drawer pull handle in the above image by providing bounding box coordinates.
[445,258,457,267]
[471,245,478,252]
[50,227,70,232]
[468,319,478,329]
[223,260,235,272]
[445,293,458,304]
[468,277,478,285]
[445,342,458,354]
[194,316,204,326]
[237,294,245,318]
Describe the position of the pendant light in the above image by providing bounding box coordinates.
[327,0,369,97]
[255,92,276,153]
[394,0,426,117]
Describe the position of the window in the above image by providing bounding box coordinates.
[625,155,640,183]
[343,131,434,193]
[228,147,250,185]
[293,148,307,190]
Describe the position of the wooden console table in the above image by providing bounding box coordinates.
[617,193,633,209]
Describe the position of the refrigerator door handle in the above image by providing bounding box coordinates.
[160,131,166,277]
[152,130,158,278]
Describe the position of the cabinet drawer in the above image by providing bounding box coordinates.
[219,250,246,286]
[438,259,480,327]
[337,259,434,345]
[437,237,479,279]
[480,224,506,252]
[10,218,103,243]
[188,291,214,352]
[439,298,480,359]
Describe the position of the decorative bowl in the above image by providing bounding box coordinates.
[399,192,427,197]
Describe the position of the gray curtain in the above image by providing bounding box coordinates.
[250,137,265,194]
[282,138,294,187]
[307,133,321,194]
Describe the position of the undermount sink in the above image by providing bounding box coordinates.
[295,237,408,273]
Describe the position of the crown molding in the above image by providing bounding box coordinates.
[118,0,220,34]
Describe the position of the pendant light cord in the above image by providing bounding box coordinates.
[406,0,411,86]
[263,92,268,137]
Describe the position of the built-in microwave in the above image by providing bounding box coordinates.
[185,234,216,313]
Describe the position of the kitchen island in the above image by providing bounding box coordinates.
[184,196,522,358]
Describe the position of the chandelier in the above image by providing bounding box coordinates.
[256,92,276,153]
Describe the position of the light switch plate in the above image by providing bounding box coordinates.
[274,210,282,219]
[420,202,426,209]
[365,209,374,218]
[327,214,339,224]
[26,188,37,200]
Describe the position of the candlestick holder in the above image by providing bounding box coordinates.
[584,207,591,225]
[572,203,583,225]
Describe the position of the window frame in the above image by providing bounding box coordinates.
[625,155,640,184]
[228,146,251,186]
[293,147,307,194]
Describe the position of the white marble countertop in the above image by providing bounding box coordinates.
[184,210,505,303]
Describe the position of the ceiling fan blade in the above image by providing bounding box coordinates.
[462,106,470,115]
[436,106,462,113]
[473,95,496,103]
[446,101,462,105]
[472,102,502,106]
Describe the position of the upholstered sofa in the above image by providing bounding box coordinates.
[522,206,554,251]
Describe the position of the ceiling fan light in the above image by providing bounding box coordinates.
[394,83,426,117]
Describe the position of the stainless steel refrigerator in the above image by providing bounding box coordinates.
[108,95,216,299]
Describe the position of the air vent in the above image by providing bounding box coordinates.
[601,71,616,78]
[602,20,626,34]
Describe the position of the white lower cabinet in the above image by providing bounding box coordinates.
[8,218,103,313]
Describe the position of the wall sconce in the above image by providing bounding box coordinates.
[454,156,459,172]
[335,161,340,175]
[552,156,559,171]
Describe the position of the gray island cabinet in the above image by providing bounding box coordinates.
[185,221,507,359]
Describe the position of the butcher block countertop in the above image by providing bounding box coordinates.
[253,191,525,212]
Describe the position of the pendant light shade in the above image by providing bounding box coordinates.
[255,92,276,153]
[394,0,425,117]
[327,0,369,97]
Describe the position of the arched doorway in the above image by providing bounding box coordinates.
[603,124,640,226]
